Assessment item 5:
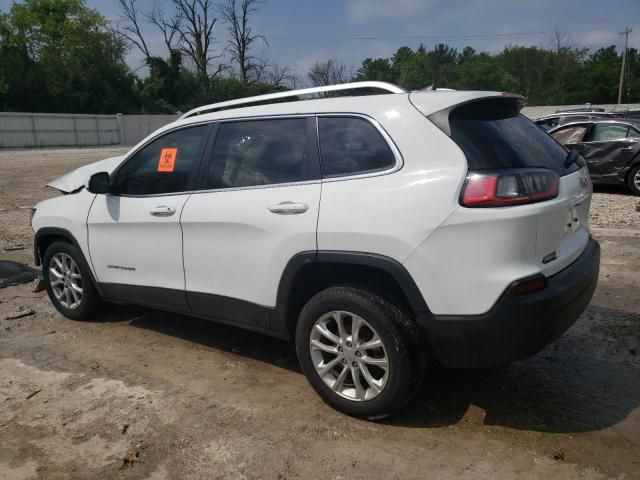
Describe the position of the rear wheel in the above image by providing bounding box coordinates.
[295,286,419,418]
[43,241,101,321]
[627,164,640,196]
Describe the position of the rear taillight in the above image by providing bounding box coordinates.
[461,169,559,207]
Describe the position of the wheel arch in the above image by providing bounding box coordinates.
[273,251,430,337]
[624,155,640,181]
[34,227,103,296]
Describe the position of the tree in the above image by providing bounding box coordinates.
[583,46,622,103]
[219,0,266,84]
[355,58,395,83]
[148,1,181,54]
[115,0,151,62]
[427,43,457,88]
[0,0,136,113]
[396,46,430,90]
[308,59,347,86]
[172,0,223,78]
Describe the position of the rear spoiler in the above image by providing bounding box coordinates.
[426,94,526,137]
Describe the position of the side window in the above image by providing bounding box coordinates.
[627,127,640,138]
[550,125,588,145]
[591,124,630,142]
[318,117,396,177]
[111,125,207,195]
[204,118,316,189]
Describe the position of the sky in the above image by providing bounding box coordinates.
[1,0,638,80]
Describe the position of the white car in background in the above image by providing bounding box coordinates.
[31,82,600,417]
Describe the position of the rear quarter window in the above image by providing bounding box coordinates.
[447,98,579,176]
[318,116,396,177]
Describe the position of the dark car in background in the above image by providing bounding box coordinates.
[623,109,640,121]
[548,120,640,195]
[535,111,623,131]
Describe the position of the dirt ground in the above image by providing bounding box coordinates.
[0,147,639,480]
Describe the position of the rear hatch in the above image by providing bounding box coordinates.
[420,94,592,277]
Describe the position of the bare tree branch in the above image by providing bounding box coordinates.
[115,0,151,62]
[308,59,347,87]
[265,63,294,88]
[220,0,267,84]
[146,1,181,54]
[171,0,223,77]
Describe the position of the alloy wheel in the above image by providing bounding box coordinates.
[49,252,83,309]
[309,311,389,401]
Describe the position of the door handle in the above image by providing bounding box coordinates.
[621,146,635,151]
[268,201,309,215]
[150,205,176,217]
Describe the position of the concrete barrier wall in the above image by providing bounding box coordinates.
[0,112,121,148]
[119,114,179,146]
[522,103,640,119]
[0,112,178,148]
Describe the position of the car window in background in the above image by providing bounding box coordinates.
[205,118,314,189]
[626,126,640,138]
[318,117,396,176]
[591,124,631,142]
[111,125,207,195]
[536,117,559,130]
[551,125,588,145]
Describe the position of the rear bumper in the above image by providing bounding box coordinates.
[417,238,600,368]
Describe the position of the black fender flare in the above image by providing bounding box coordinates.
[33,227,103,296]
[272,250,430,333]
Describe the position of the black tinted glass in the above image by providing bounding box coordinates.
[205,118,314,189]
[318,117,396,177]
[449,99,579,176]
[111,125,206,195]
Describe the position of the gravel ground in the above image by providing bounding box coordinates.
[0,147,639,480]
[590,185,640,230]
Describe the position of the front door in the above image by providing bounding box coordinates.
[180,117,321,330]
[87,123,209,310]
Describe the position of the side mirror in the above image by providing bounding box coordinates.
[564,148,586,168]
[87,172,110,194]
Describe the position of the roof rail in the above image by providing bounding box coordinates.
[179,81,406,119]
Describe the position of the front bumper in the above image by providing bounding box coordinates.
[417,238,600,368]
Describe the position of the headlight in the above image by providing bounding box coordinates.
[30,207,36,226]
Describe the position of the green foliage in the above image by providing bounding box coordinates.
[356,44,639,105]
[0,0,136,113]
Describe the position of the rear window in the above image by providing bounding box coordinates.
[447,99,579,176]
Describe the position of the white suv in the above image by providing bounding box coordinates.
[32,82,600,417]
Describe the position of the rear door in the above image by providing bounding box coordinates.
[581,123,640,180]
[180,117,321,330]
[87,124,209,309]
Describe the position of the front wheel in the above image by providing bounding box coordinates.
[295,286,418,418]
[627,164,640,196]
[43,241,101,321]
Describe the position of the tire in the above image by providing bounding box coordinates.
[295,286,421,418]
[43,240,101,321]
[627,164,640,196]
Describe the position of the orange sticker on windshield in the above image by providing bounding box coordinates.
[158,148,177,172]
